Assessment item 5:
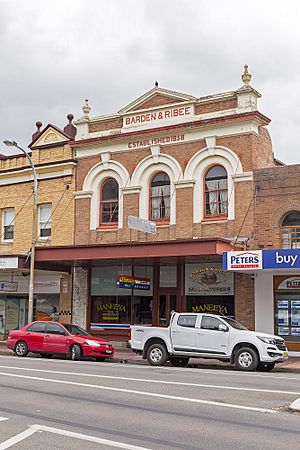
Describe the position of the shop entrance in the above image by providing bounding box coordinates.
[158,294,177,326]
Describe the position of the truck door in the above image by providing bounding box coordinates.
[196,316,229,355]
[171,314,197,352]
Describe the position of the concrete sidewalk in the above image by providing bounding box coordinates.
[1,341,300,371]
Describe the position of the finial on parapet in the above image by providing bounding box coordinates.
[82,99,91,120]
[32,121,43,141]
[155,81,159,87]
[241,64,252,87]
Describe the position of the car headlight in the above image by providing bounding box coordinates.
[257,336,276,345]
[85,339,101,347]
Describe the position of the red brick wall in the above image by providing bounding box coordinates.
[132,94,185,111]
[89,118,123,133]
[253,164,300,249]
[195,98,237,115]
[234,273,255,330]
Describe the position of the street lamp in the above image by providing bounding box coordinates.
[3,139,37,323]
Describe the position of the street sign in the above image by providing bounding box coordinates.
[127,215,157,234]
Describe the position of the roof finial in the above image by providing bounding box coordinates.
[241,64,252,87]
[82,99,91,120]
[155,81,158,87]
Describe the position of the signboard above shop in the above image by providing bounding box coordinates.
[185,263,234,296]
[223,249,300,271]
[0,257,18,269]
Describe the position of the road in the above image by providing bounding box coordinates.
[0,355,299,450]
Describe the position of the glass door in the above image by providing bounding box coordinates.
[158,294,177,326]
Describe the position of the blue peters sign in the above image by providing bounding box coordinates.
[223,249,300,271]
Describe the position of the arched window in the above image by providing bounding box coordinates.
[281,212,300,248]
[150,172,170,222]
[204,165,228,218]
[99,178,119,226]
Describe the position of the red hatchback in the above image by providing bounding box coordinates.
[7,321,114,362]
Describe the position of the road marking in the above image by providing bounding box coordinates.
[0,371,276,414]
[0,365,299,396]
[0,424,151,450]
[0,417,8,422]
[0,354,299,381]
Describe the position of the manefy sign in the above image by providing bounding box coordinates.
[223,249,300,270]
[185,263,234,296]
[123,105,194,129]
[128,215,157,234]
[117,275,151,291]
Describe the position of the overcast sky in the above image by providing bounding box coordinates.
[1,0,299,163]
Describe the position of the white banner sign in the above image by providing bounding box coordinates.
[128,215,157,234]
[185,263,234,296]
[0,257,18,269]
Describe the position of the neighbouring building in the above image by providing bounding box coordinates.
[0,116,76,339]
[35,66,281,343]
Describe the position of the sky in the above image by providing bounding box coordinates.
[1,0,299,163]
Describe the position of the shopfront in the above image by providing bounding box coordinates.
[35,238,236,340]
[0,269,62,340]
[223,249,300,352]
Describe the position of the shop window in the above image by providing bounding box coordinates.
[91,266,153,325]
[39,204,52,238]
[204,165,228,219]
[2,208,14,241]
[99,178,119,226]
[275,294,300,341]
[281,212,300,248]
[150,172,170,223]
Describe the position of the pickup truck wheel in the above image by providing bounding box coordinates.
[234,347,258,371]
[147,343,168,366]
[169,357,189,367]
[257,362,275,372]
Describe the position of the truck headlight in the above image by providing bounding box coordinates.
[257,336,276,345]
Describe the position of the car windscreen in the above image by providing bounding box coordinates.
[223,317,248,330]
[63,324,91,336]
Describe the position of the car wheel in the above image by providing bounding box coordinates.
[169,356,189,367]
[146,343,168,366]
[234,347,258,371]
[257,362,275,372]
[15,341,28,357]
[95,357,106,362]
[69,344,81,361]
[40,353,52,359]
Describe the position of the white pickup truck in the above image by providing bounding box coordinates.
[129,312,288,371]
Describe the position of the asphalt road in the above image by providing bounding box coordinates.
[0,355,299,450]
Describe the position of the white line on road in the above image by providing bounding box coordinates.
[0,365,299,396]
[0,418,8,422]
[0,424,151,450]
[1,355,299,381]
[0,370,277,414]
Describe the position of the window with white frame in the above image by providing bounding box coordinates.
[39,204,52,238]
[2,208,14,241]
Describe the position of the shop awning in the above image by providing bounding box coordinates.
[35,238,236,266]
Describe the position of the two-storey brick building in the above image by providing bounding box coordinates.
[0,116,76,339]
[35,66,280,342]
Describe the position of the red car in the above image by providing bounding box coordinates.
[7,321,114,362]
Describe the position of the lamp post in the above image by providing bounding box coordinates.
[3,140,37,323]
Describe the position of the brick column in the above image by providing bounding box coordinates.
[234,273,255,330]
[72,266,88,329]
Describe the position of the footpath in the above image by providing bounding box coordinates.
[1,341,300,372]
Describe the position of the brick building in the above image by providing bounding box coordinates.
[0,116,76,339]
[35,66,281,342]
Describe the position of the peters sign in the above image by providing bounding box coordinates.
[223,249,300,271]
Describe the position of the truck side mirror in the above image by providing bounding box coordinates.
[219,324,228,332]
